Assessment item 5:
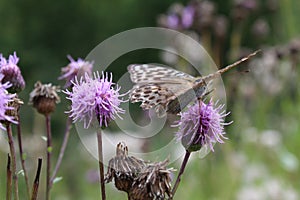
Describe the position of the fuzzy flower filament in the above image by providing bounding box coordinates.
[0,74,17,129]
[0,52,25,93]
[65,72,125,128]
[174,100,231,152]
[59,55,93,88]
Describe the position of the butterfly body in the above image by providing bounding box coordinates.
[166,81,206,115]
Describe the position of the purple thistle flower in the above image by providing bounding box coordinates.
[0,74,17,129]
[182,5,195,28]
[0,52,25,93]
[174,100,231,152]
[59,55,94,88]
[166,14,180,29]
[64,71,125,128]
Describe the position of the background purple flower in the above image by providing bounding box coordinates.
[158,4,195,30]
[0,52,25,93]
[182,5,195,28]
[64,71,124,128]
[174,100,231,152]
[59,55,94,88]
[0,74,17,129]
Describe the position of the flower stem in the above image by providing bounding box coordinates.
[45,115,52,200]
[50,117,72,186]
[16,114,30,199]
[97,128,106,200]
[171,150,191,199]
[6,124,19,200]
[6,154,12,200]
[31,158,42,200]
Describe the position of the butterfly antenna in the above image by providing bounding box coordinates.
[201,50,261,82]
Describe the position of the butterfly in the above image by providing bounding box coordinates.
[128,50,259,117]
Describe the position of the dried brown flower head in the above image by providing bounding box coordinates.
[129,159,174,200]
[29,81,60,115]
[5,97,23,122]
[105,142,146,193]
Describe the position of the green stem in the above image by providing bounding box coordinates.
[202,28,212,56]
[45,115,52,200]
[171,150,191,199]
[31,158,42,200]
[6,154,12,200]
[6,124,19,200]
[16,114,30,199]
[50,117,72,186]
[97,128,106,200]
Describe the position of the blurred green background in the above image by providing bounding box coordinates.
[0,0,300,199]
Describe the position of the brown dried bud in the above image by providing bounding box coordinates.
[5,97,23,121]
[29,81,60,115]
[275,47,287,60]
[105,142,147,193]
[289,38,300,55]
[129,160,174,200]
[1,97,23,126]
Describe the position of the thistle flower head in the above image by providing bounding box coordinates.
[105,142,146,193]
[174,100,231,152]
[0,74,17,129]
[29,82,60,115]
[58,55,94,88]
[64,71,125,128]
[129,159,173,200]
[0,52,25,93]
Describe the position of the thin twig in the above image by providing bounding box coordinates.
[16,113,30,199]
[171,150,191,199]
[6,154,12,200]
[6,124,19,200]
[31,158,42,200]
[50,117,72,186]
[97,128,106,200]
[45,115,52,200]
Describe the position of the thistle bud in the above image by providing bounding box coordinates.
[129,160,173,200]
[105,142,146,193]
[0,52,25,93]
[58,55,93,88]
[174,100,231,153]
[29,82,60,115]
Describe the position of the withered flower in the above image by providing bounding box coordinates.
[29,81,60,115]
[129,160,174,200]
[105,142,146,193]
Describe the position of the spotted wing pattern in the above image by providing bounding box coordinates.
[127,64,195,83]
[128,64,198,116]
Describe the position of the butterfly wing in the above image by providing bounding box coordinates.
[128,64,196,83]
[128,64,198,116]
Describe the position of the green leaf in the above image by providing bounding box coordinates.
[17,170,24,176]
[22,153,27,160]
[53,177,63,184]
[41,136,47,141]
[47,146,52,153]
